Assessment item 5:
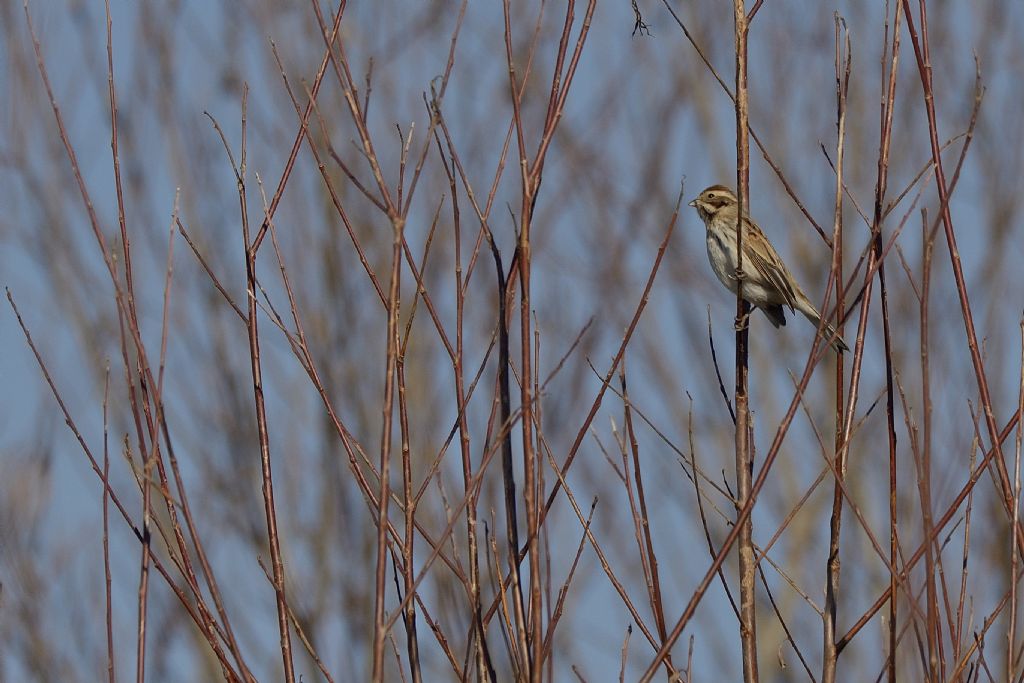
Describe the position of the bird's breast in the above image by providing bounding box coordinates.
[706,231,738,292]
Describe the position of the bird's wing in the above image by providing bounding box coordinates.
[740,219,801,310]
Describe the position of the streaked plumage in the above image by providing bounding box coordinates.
[688,185,848,353]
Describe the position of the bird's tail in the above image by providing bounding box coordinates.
[799,305,849,353]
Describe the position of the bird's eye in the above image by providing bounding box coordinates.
[707,193,715,199]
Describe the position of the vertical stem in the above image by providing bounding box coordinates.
[1011,320,1024,680]
[248,287,294,683]
[823,18,850,683]
[918,210,940,682]
[901,0,1023,557]
[395,125,422,683]
[104,2,151,676]
[493,243,530,677]
[454,197,491,682]
[500,2,534,675]
[732,2,757,682]
[238,90,295,683]
[102,369,116,683]
[372,213,404,681]
[519,196,542,683]
[135,425,151,683]
[870,4,902,679]
[623,372,671,654]
[397,352,421,683]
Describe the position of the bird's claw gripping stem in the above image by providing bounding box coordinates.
[734,310,752,331]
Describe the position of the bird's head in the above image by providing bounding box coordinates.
[688,185,738,219]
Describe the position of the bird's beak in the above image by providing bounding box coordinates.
[687,199,696,208]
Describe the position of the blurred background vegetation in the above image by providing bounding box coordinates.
[2,1,1023,681]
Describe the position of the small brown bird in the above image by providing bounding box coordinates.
[688,185,848,353]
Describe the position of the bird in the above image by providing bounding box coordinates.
[688,185,848,353]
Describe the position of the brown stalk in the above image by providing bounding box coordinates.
[707,309,737,425]
[400,0,469,220]
[296,76,460,368]
[537,434,677,678]
[382,395,539,641]
[498,3,600,679]
[158,208,254,681]
[827,130,967,325]
[268,45,386,304]
[370,186,405,683]
[255,160,496,641]
[611,395,651,585]
[381,272,600,654]
[747,0,766,22]
[134,321,151,683]
[232,89,295,682]
[103,1,151,674]
[690,376,874,681]
[900,0,1024,564]
[160,191,251,678]
[526,0,597,190]
[310,1,396,216]
[102,366,116,683]
[831,16,988,664]
[955,423,979,673]
[539,501,596,661]
[475,192,682,663]
[1011,321,1024,679]
[188,166,476,616]
[659,0,832,247]
[449,147,492,681]
[283,33,508,645]
[500,0,540,673]
[591,368,734,501]
[732,1,757,680]
[837,408,1022,651]
[256,225,492,607]
[822,17,850,683]
[28,3,252,677]
[250,554,336,683]
[753,373,844,567]
[252,204,337,683]
[640,222,869,681]
[456,3,543,296]
[249,0,347,255]
[685,401,741,621]
[99,27,153,676]
[620,627,633,683]
[535,324,554,683]
[8,290,243,680]
[100,8,159,534]
[872,4,904,681]
[757,563,817,681]
[769,378,911,599]
[279,10,495,676]
[527,185,682,581]
[484,520,518,675]
[916,209,940,678]
[176,222,247,321]
[825,371,935,659]
[949,565,1024,679]
[490,233,530,678]
[620,370,671,659]
[392,127,424,683]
